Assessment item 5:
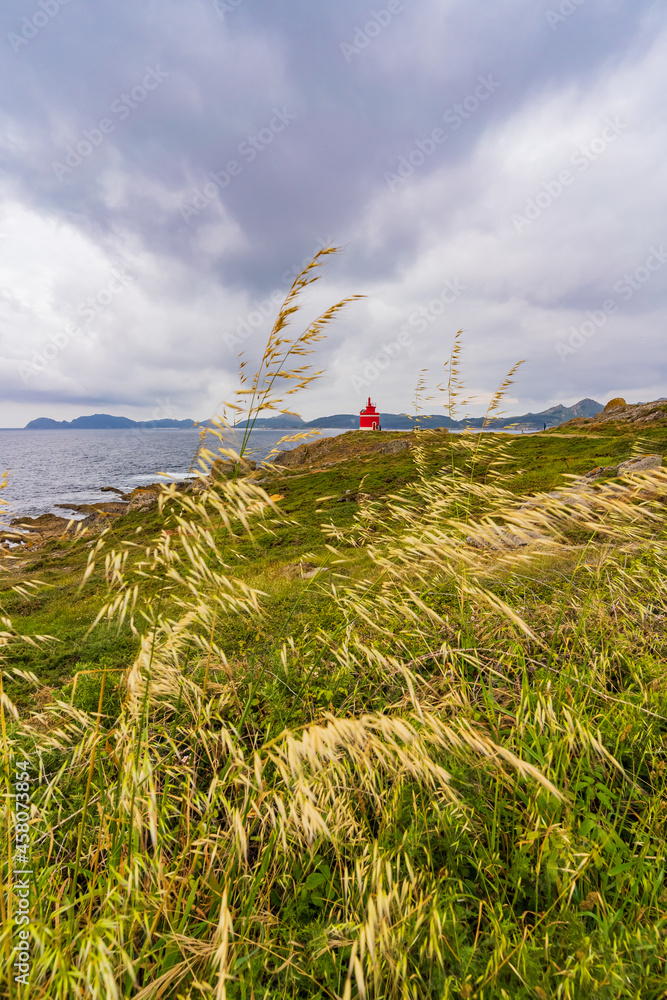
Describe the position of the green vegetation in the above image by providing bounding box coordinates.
[3,254,667,998]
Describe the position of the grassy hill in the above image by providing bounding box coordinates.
[3,413,667,998]
[4,419,666,704]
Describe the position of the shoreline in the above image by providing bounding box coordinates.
[0,426,548,540]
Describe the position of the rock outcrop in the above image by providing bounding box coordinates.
[270,431,417,470]
[127,485,162,511]
[582,454,662,480]
[3,513,73,546]
[100,486,132,498]
[209,459,257,479]
[560,400,667,429]
[617,454,663,474]
[54,501,128,515]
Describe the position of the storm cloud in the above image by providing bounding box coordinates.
[0,0,665,425]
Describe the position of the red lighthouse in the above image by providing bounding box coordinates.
[359,397,381,430]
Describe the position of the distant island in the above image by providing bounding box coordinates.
[25,415,197,430]
[23,399,604,432]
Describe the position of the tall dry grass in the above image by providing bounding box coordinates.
[2,258,667,998]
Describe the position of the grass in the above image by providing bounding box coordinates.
[3,254,667,998]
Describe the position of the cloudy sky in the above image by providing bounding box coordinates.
[0,0,665,426]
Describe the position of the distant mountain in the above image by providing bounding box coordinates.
[535,398,603,421]
[306,413,359,428]
[457,397,605,429]
[233,414,306,429]
[25,413,196,430]
[23,400,605,432]
[138,418,197,429]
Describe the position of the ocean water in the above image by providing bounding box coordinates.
[0,427,346,521]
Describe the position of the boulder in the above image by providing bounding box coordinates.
[271,447,309,468]
[55,501,127,515]
[617,454,662,475]
[76,512,110,532]
[100,486,132,499]
[9,513,72,537]
[582,455,663,480]
[127,485,162,511]
[381,439,411,455]
[209,458,257,479]
[583,465,618,480]
[0,530,35,545]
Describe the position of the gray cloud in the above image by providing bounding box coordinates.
[0,0,665,425]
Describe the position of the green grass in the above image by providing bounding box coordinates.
[4,278,667,1000]
[2,423,667,997]
[3,423,667,714]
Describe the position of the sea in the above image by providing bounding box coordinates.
[0,427,346,521]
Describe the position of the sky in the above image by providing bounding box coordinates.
[0,0,665,426]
